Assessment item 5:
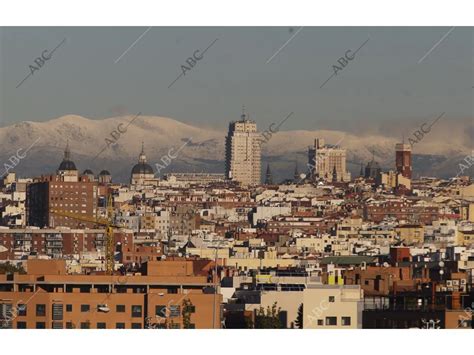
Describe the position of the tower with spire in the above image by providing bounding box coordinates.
[130,142,157,186]
[332,164,338,183]
[293,161,300,182]
[265,164,273,185]
[57,140,79,182]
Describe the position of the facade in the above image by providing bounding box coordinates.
[26,176,98,228]
[163,173,226,185]
[0,228,133,261]
[0,260,222,329]
[225,110,262,186]
[308,138,350,182]
[302,284,363,329]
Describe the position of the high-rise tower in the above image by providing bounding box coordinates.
[225,108,262,186]
[395,143,412,179]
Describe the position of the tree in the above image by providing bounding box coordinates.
[182,298,195,329]
[0,263,26,274]
[295,303,303,329]
[254,302,282,329]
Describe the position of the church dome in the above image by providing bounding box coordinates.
[59,160,77,171]
[131,162,154,175]
[58,142,77,171]
[99,170,111,176]
[83,169,94,175]
[131,143,154,176]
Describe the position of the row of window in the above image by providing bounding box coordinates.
[317,316,351,326]
[15,322,143,329]
[2,303,195,320]
[6,304,143,318]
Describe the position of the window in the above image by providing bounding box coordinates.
[170,323,180,329]
[317,319,323,326]
[17,321,27,329]
[131,323,142,329]
[342,317,351,326]
[156,305,167,317]
[80,322,90,329]
[52,304,63,321]
[66,322,74,329]
[188,323,196,329]
[18,304,27,316]
[169,305,180,318]
[66,304,73,312]
[116,323,125,329]
[97,322,106,329]
[36,304,46,317]
[80,304,90,312]
[325,317,337,326]
[328,296,335,303]
[36,322,46,329]
[116,305,126,313]
[131,305,142,318]
[52,322,63,329]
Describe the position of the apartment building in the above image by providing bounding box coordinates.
[26,175,98,228]
[0,259,222,329]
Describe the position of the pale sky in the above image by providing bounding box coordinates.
[1,27,473,135]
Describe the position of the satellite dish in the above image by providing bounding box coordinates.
[383,262,389,267]
[161,255,167,260]
[439,270,444,275]
[299,173,306,179]
[439,261,445,268]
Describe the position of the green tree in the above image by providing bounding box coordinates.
[0,263,26,274]
[182,298,195,329]
[254,302,282,329]
[295,303,303,329]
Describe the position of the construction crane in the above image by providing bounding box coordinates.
[50,194,118,274]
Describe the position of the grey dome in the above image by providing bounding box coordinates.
[83,169,94,175]
[99,170,111,176]
[58,160,77,171]
[131,162,154,175]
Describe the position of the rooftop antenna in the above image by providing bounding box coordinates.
[241,105,246,121]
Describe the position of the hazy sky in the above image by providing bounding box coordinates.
[1,27,473,134]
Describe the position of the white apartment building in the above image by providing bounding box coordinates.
[225,111,262,186]
[308,138,351,182]
[303,284,363,329]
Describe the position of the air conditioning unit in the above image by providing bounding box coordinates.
[460,279,467,285]
[441,287,447,292]
[446,280,453,287]
[453,280,460,286]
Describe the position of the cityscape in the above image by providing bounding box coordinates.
[0,23,473,334]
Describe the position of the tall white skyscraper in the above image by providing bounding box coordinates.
[225,109,262,186]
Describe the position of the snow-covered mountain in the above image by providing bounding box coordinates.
[0,114,472,182]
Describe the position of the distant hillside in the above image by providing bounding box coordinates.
[0,114,472,182]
